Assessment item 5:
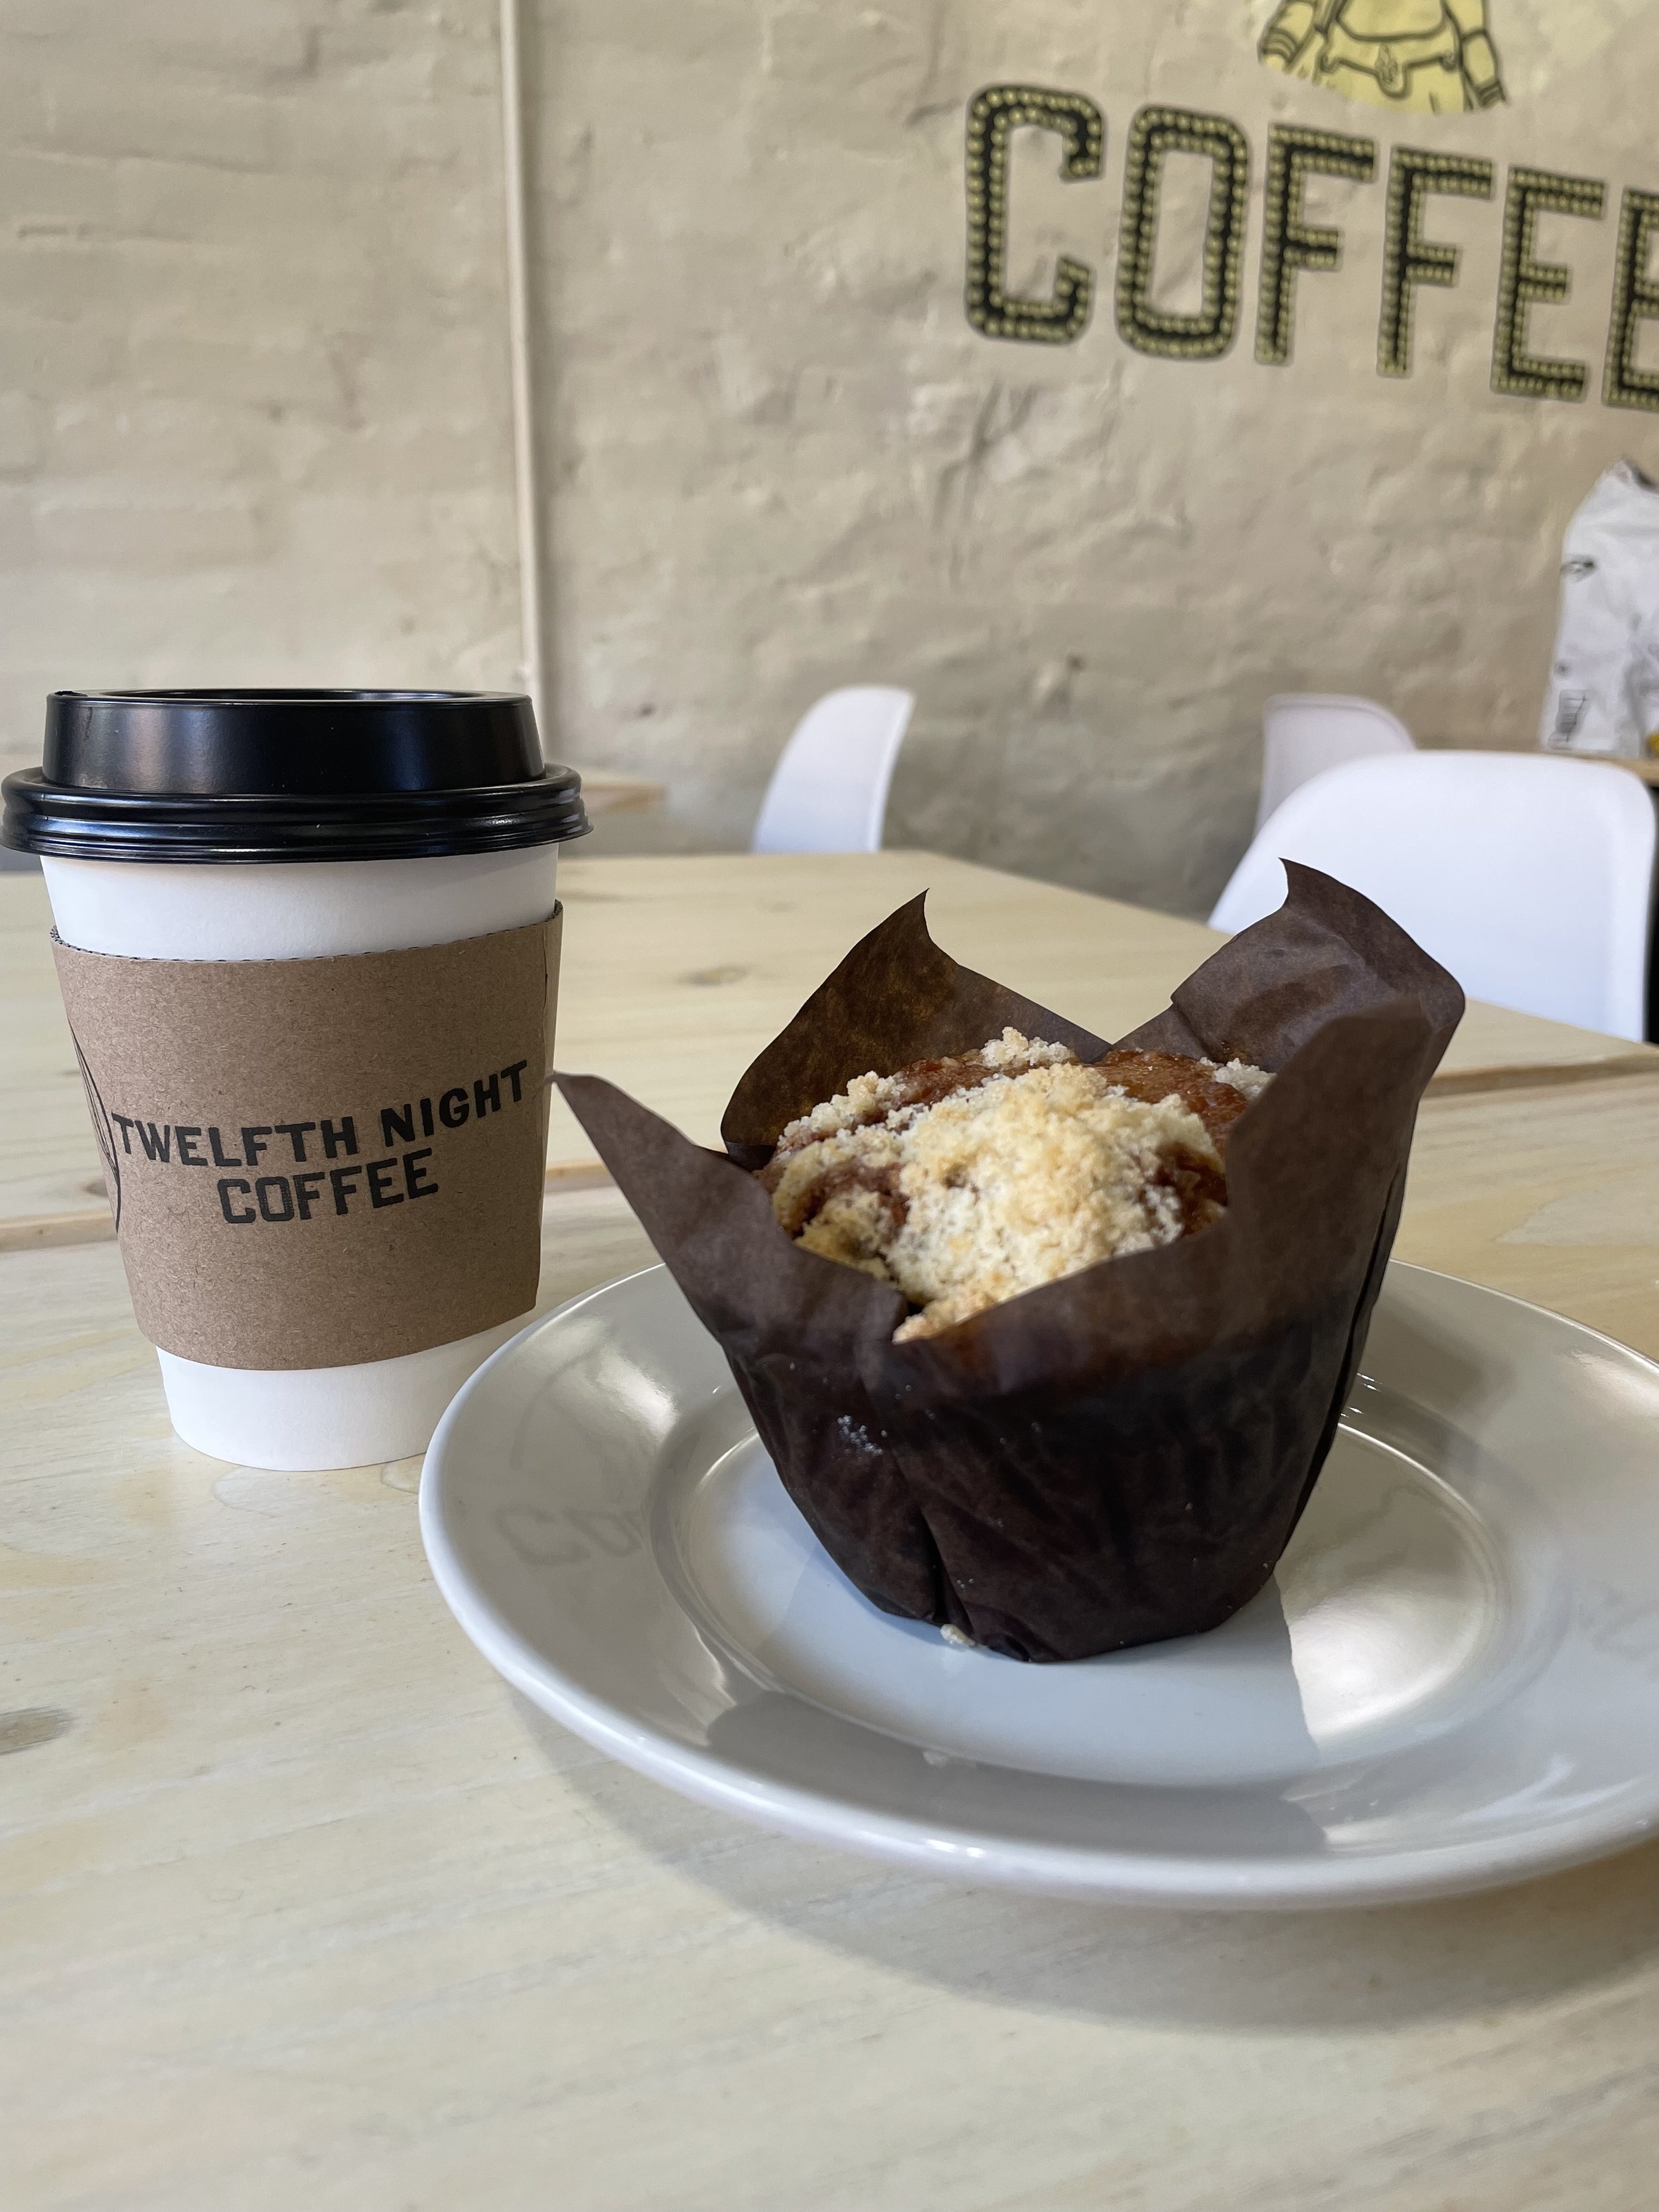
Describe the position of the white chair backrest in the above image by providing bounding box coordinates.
[1257,694,1415,831]
[751,686,914,855]
[1210,751,1656,1041]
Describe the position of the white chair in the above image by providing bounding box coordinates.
[751,686,914,854]
[1256,694,1415,831]
[1210,751,1656,1040]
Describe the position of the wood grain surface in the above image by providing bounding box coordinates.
[7,1132,1659,2210]
[1603,755,1659,790]
[7,902,1659,2210]
[5,855,1654,1240]
[572,768,668,814]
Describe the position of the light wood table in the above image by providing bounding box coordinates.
[573,767,668,815]
[6,852,1655,1248]
[1603,755,1659,789]
[7,856,1659,2212]
[1443,745,1659,788]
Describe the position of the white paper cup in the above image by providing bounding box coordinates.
[5,690,589,1471]
[43,846,561,1469]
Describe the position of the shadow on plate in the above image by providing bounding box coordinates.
[520,1694,1659,2035]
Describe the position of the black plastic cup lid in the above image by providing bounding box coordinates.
[1,690,591,862]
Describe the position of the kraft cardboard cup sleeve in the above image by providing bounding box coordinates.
[52,917,562,1370]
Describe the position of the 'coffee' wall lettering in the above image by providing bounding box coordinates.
[964,86,1659,413]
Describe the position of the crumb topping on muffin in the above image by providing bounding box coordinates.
[761,1029,1270,1341]
[769,1031,1076,1161]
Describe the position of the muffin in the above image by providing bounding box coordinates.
[762,1033,1269,1339]
[555,868,1463,1661]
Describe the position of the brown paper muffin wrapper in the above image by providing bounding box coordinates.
[555,865,1464,1662]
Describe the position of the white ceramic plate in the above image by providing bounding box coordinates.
[421,1262,1659,1908]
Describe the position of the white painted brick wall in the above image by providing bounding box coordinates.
[0,0,522,795]
[530,0,1659,909]
[5,3,1658,914]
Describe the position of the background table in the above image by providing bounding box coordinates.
[571,767,668,814]
[7,853,1659,2211]
[6,851,1656,1248]
[1605,755,1659,788]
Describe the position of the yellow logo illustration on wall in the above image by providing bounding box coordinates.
[1260,0,1505,114]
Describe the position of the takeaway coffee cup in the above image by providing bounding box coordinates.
[1,690,589,1471]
